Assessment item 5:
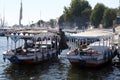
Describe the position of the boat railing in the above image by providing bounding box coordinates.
[69,48,99,60]
[11,47,53,56]
[79,52,98,60]
[5,30,60,57]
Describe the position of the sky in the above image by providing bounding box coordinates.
[0,0,119,26]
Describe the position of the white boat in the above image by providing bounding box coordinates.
[67,29,117,67]
[3,30,59,64]
[0,27,13,36]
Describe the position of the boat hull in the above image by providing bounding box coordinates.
[67,49,117,68]
[68,59,112,67]
[8,58,54,64]
[3,50,58,64]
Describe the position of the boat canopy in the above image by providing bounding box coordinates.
[67,29,114,40]
[5,30,58,42]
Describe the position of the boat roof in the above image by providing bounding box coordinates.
[68,29,114,40]
[6,30,58,42]
[19,29,48,34]
[88,41,111,52]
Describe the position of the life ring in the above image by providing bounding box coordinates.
[10,56,19,64]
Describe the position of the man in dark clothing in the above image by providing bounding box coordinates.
[57,28,68,53]
[48,28,68,55]
[24,40,29,49]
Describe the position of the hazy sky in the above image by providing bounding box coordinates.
[0,0,119,26]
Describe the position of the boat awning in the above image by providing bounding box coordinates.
[6,30,58,42]
[67,29,114,40]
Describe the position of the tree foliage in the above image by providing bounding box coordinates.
[49,19,54,27]
[90,3,106,28]
[58,0,92,29]
[58,15,65,26]
[37,20,44,27]
[35,0,118,29]
[103,8,117,28]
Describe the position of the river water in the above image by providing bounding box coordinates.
[0,37,120,80]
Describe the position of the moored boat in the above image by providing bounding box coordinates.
[3,30,59,64]
[67,29,117,67]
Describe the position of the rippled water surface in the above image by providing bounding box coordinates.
[0,37,120,80]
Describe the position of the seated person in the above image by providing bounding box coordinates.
[24,42,29,49]
[24,40,34,49]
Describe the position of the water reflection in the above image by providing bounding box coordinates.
[67,64,118,80]
[4,64,47,80]
[3,57,70,80]
[2,56,120,80]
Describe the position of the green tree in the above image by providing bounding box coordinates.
[63,7,73,22]
[90,3,106,28]
[49,19,55,28]
[103,8,117,28]
[58,15,65,26]
[37,20,44,27]
[58,0,91,28]
[30,24,35,27]
[118,6,120,16]
[70,0,91,28]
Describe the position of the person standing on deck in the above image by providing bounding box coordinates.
[48,28,68,55]
[24,39,29,49]
[57,28,68,54]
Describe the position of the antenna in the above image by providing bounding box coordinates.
[3,1,5,27]
[1,0,5,27]
[40,10,41,27]
[19,0,23,27]
[119,0,120,16]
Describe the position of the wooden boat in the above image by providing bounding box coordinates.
[3,30,59,64]
[67,29,117,67]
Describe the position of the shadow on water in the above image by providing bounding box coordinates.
[4,61,58,80]
[4,64,49,80]
[3,57,70,80]
[2,55,120,80]
[3,57,120,80]
[2,57,120,80]
[67,63,120,80]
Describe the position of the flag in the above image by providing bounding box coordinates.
[19,0,22,25]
